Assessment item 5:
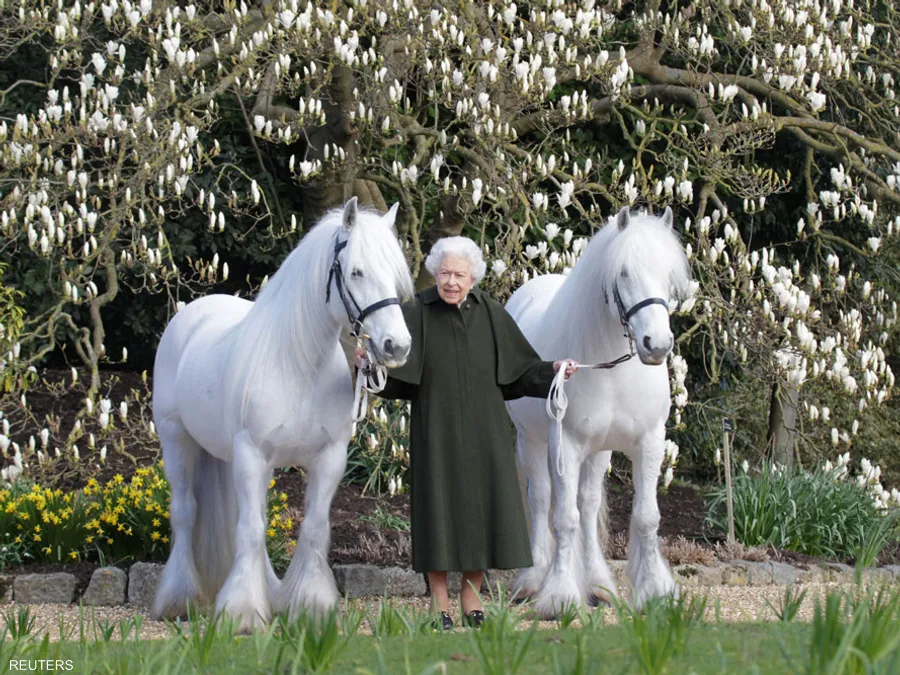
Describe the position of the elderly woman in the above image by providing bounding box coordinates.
[364,236,577,630]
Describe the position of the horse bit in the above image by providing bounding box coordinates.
[547,285,669,476]
[326,235,400,434]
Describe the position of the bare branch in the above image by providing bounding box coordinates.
[0,79,46,106]
[773,117,900,164]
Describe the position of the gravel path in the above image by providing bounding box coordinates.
[4,580,888,642]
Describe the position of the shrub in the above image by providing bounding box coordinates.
[0,370,161,489]
[265,484,297,571]
[344,398,410,496]
[662,536,718,566]
[0,462,295,566]
[83,466,171,562]
[705,462,900,561]
[1,482,90,563]
[0,262,29,394]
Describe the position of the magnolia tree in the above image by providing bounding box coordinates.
[0,0,233,392]
[0,0,898,480]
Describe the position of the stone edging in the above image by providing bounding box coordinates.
[1,561,898,608]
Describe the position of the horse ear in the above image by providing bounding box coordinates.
[341,196,359,232]
[616,206,631,231]
[384,202,400,233]
[662,206,674,229]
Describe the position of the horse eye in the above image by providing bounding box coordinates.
[620,269,629,278]
[351,268,364,278]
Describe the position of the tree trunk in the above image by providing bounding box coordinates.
[415,193,465,290]
[767,383,799,469]
[299,65,359,225]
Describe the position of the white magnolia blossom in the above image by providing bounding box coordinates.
[663,466,674,488]
[1,0,898,494]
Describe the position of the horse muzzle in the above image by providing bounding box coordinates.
[636,334,674,366]
[372,338,411,368]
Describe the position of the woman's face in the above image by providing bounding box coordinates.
[435,253,475,306]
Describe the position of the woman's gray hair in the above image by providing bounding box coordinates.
[424,236,486,284]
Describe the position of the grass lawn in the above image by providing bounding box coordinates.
[4,585,899,674]
[0,622,822,674]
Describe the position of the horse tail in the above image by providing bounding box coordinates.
[192,450,237,600]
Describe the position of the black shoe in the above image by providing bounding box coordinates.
[462,610,485,628]
[433,611,453,631]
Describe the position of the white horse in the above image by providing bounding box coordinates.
[151,198,413,630]
[506,206,692,617]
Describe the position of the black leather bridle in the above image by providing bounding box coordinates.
[591,284,669,369]
[326,236,400,339]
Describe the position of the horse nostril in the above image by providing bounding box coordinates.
[397,342,411,360]
[642,335,652,351]
[383,339,394,356]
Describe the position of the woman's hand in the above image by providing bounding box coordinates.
[553,360,579,380]
[355,346,367,369]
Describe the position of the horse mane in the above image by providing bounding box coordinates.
[223,206,413,433]
[546,209,692,356]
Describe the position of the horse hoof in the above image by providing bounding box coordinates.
[532,593,582,621]
[151,603,194,623]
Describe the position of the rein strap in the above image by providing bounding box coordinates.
[546,287,670,475]
[351,351,387,438]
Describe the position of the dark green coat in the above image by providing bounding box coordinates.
[379,285,556,573]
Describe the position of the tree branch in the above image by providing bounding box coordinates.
[780,126,900,207]
[250,61,301,127]
[512,83,717,138]
[0,79,47,106]
[773,117,900,164]
[628,52,813,119]
[235,84,287,231]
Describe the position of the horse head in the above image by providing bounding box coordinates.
[328,198,414,368]
[607,206,692,366]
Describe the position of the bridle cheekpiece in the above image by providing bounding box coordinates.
[326,235,400,339]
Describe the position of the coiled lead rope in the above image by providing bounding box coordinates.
[351,345,387,437]
[545,351,637,477]
[546,362,576,477]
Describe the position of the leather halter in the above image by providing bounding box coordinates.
[614,284,669,326]
[591,284,669,369]
[326,236,400,338]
